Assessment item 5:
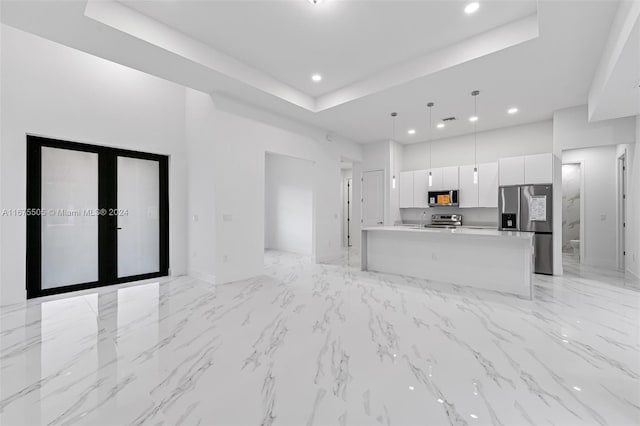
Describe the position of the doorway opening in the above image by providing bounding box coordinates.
[26,135,169,298]
[618,153,627,270]
[561,162,583,265]
[264,153,314,258]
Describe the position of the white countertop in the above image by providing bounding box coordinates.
[362,225,533,240]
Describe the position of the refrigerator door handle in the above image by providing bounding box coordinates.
[517,188,522,230]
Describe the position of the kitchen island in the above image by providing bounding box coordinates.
[361,226,534,298]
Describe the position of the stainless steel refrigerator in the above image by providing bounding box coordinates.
[499,185,553,275]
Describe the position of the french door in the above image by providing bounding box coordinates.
[26,136,169,298]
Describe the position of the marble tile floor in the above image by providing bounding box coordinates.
[1,249,639,426]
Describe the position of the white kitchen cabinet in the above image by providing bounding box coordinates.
[499,156,525,186]
[524,153,553,184]
[399,171,414,208]
[442,166,459,190]
[479,162,499,207]
[413,169,430,208]
[458,165,479,208]
[427,168,443,191]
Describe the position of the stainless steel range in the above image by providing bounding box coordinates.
[426,214,462,228]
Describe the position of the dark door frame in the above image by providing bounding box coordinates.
[26,135,169,298]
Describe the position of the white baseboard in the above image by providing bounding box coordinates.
[626,268,640,279]
[188,269,216,285]
[581,258,617,269]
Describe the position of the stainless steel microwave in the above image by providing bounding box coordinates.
[428,190,459,207]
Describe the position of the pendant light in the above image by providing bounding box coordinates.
[427,102,434,187]
[471,90,480,184]
[391,112,398,189]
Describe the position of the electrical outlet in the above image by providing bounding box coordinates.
[432,252,438,261]
[223,255,228,263]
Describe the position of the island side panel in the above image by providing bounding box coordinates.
[365,230,533,298]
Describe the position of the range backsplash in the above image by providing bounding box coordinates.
[400,207,498,227]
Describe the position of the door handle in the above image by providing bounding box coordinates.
[117,227,123,230]
[377,221,383,224]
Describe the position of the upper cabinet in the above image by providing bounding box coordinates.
[499,156,525,186]
[399,171,414,208]
[399,154,551,209]
[458,165,478,208]
[524,153,553,184]
[458,162,498,208]
[428,166,458,191]
[499,154,553,186]
[399,167,461,208]
[428,168,443,191]
[478,162,499,208]
[442,166,459,190]
[413,170,430,208]
[399,170,429,208]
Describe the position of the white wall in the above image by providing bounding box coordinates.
[553,105,637,275]
[362,141,391,225]
[390,141,403,225]
[554,105,636,150]
[185,89,362,285]
[562,146,618,268]
[403,121,553,171]
[0,25,188,305]
[265,153,313,255]
[626,117,640,277]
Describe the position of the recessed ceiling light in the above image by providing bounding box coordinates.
[408,129,416,135]
[464,2,480,14]
[508,107,519,114]
[437,123,445,129]
[311,74,322,82]
[469,115,479,122]
[308,0,324,5]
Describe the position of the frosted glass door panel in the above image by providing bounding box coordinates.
[41,147,98,289]
[117,157,160,278]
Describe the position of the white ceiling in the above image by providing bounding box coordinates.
[0,0,621,145]
[588,2,640,122]
[121,0,538,97]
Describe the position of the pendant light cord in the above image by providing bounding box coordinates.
[474,94,478,167]
[427,102,434,173]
